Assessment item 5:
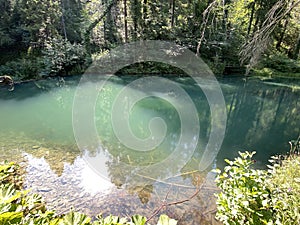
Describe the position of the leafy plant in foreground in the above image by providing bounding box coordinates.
[267,155,300,224]
[215,151,273,225]
[215,151,300,225]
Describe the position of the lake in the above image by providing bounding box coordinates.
[0,75,299,224]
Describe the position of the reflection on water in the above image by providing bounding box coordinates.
[10,151,219,225]
[0,75,299,224]
[219,77,300,168]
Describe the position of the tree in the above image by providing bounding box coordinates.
[123,0,128,42]
[0,0,14,46]
[130,0,142,40]
[84,0,118,52]
[239,0,300,73]
[60,0,85,43]
[20,0,61,45]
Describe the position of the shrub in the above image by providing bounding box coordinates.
[43,38,89,76]
[267,155,300,224]
[215,151,300,225]
[215,152,273,225]
[262,54,300,74]
[0,57,45,80]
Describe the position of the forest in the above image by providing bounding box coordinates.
[0,0,300,80]
[1,1,300,224]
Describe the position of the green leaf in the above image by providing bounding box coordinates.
[294,178,300,183]
[50,218,62,225]
[262,199,268,207]
[0,184,26,204]
[0,211,22,224]
[157,215,177,225]
[59,211,91,225]
[103,215,120,224]
[131,215,146,225]
[224,159,233,165]
[0,163,14,173]
[213,168,221,174]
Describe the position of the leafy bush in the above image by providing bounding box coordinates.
[43,38,89,76]
[215,152,273,224]
[215,151,300,225]
[0,57,45,80]
[267,155,300,224]
[262,54,300,74]
[0,161,177,225]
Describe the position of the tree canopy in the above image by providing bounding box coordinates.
[0,0,299,79]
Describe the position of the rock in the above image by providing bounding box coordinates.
[32,145,40,149]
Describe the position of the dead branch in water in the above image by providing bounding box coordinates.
[136,172,199,189]
[146,182,204,223]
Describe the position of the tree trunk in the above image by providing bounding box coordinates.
[292,33,300,60]
[133,0,138,40]
[103,0,113,43]
[142,0,147,37]
[143,0,147,21]
[247,1,255,36]
[61,0,67,40]
[171,0,175,27]
[124,0,128,42]
[276,17,289,51]
[84,0,117,52]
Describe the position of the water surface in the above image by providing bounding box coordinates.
[0,75,299,224]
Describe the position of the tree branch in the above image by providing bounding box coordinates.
[196,0,220,57]
[146,183,204,223]
[84,0,119,51]
[239,0,300,74]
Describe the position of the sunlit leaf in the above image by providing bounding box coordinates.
[131,215,146,225]
[0,211,22,224]
[157,215,177,225]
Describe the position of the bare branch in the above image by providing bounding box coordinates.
[239,0,300,74]
[146,183,204,223]
[196,0,220,57]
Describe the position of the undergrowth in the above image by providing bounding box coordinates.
[215,150,300,225]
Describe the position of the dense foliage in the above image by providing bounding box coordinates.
[215,151,300,225]
[0,0,299,79]
[0,162,177,225]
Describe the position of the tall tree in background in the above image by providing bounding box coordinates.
[60,0,84,43]
[130,0,142,40]
[0,0,13,46]
[124,0,128,42]
[20,0,61,44]
[170,0,175,28]
[293,34,300,59]
[102,0,120,45]
[240,0,300,72]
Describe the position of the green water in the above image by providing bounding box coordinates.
[0,75,299,224]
